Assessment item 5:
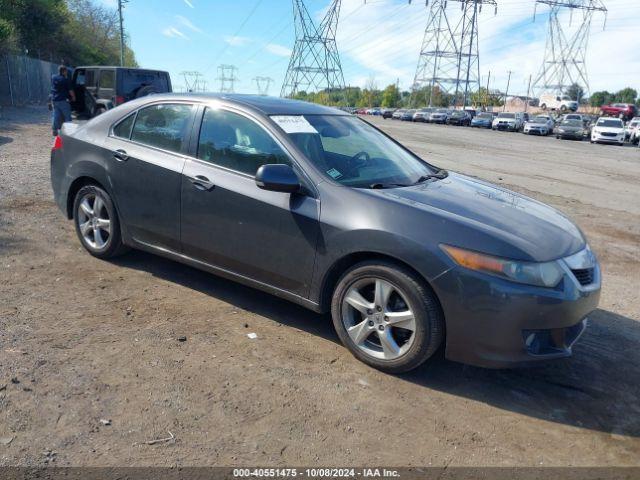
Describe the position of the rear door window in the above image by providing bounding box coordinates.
[99,70,115,89]
[131,104,194,153]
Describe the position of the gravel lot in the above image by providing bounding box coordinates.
[0,107,639,467]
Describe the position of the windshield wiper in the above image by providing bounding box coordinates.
[369,182,411,189]
[413,169,449,184]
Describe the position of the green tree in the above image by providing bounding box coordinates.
[381,84,400,108]
[614,87,638,104]
[566,83,585,103]
[590,91,611,107]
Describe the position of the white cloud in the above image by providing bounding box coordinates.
[176,15,203,34]
[265,43,292,57]
[183,0,194,8]
[334,0,640,95]
[162,27,189,40]
[224,35,251,47]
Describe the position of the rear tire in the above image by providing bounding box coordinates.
[73,185,128,259]
[331,261,444,374]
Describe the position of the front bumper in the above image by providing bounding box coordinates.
[494,123,517,131]
[557,131,584,139]
[431,251,601,368]
[524,126,548,135]
[592,132,625,143]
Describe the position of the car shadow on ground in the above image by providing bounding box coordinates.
[114,250,640,439]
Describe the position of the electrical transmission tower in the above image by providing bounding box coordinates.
[253,76,274,95]
[281,0,345,98]
[532,0,607,97]
[217,65,238,93]
[411,0,496,108]
[181,71,205,92]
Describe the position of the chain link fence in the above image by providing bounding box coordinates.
[0,54,58,106]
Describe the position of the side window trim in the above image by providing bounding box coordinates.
[111,110,138,140]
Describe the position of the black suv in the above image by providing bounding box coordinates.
[71,66,172,118]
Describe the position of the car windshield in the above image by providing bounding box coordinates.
[533,116,548,123]
[451,111,464,117]
[497,113,515,119]
[597,119,623,128]
[477,113,492,119]
[435,109,448,113]
[562,120,582,127]
[273,115,440,188]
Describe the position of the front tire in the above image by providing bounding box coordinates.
[331,261,444,374]
[73,185,127,259]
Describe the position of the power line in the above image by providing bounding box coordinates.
[217,65,239,93]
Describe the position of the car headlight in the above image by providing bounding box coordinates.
[441,245,564,288]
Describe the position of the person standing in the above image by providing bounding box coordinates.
[50,65,76,136]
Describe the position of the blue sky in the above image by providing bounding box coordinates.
[101,0,639,97]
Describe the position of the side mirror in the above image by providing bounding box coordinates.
[255,164,300,193]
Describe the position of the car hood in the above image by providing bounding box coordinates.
[371,173,585,262]
[594,126,624,133]
[472,118,491,123]
[527,122,549,127]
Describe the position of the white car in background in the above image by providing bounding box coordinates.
[523,115,555,135]
[626,117,640,144]
[492,112,525,131]
[590,117,626,146]
[539,93,579,112]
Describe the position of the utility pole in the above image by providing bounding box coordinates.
[532,0,607,98]
[525,73,532,112]
[281,0,345,98]
[253,76,274,95]
[217,65,238,93]
[503,70,512,112]
[118,0,128,67]
[485,69,491,109]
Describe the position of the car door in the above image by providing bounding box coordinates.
[180,106,320,297]
[104,102,196,251]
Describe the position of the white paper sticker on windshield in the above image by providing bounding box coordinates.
[271,115,318,134]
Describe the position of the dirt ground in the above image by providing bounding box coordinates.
[0,107,639,467]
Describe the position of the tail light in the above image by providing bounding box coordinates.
[114,95,125,105]
[52,135,63,151]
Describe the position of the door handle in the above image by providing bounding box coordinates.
[113,149,129,162]
[188,174,215,191]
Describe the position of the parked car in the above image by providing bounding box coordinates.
[447,110,472,126]
[600,103,638,121]
[429,109,450,124]
[470,112,493,128]
[590,117,626,145]
[625,116,640,142]
[539,93,578,112]
[381,108,395,119]
[412,108,435,122]
[523,115,554,136]
[492,112,524,132]
[463,108,477,119]
[554,119,586,140]
[401,109,416,121]
[71,66,172,118]
[50,93,601,373]
[356,108,368,115]
[392,109,405,120]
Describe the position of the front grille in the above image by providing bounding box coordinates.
[601,132,617,137]
[571,268,594,286]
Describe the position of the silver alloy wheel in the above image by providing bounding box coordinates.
[77,192,111,250]
[341,277,417,360]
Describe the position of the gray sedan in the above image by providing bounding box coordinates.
[51,94,601,373]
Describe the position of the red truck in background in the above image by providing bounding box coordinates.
[600,103,638,121]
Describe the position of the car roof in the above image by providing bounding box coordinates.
[135,93,346,116]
